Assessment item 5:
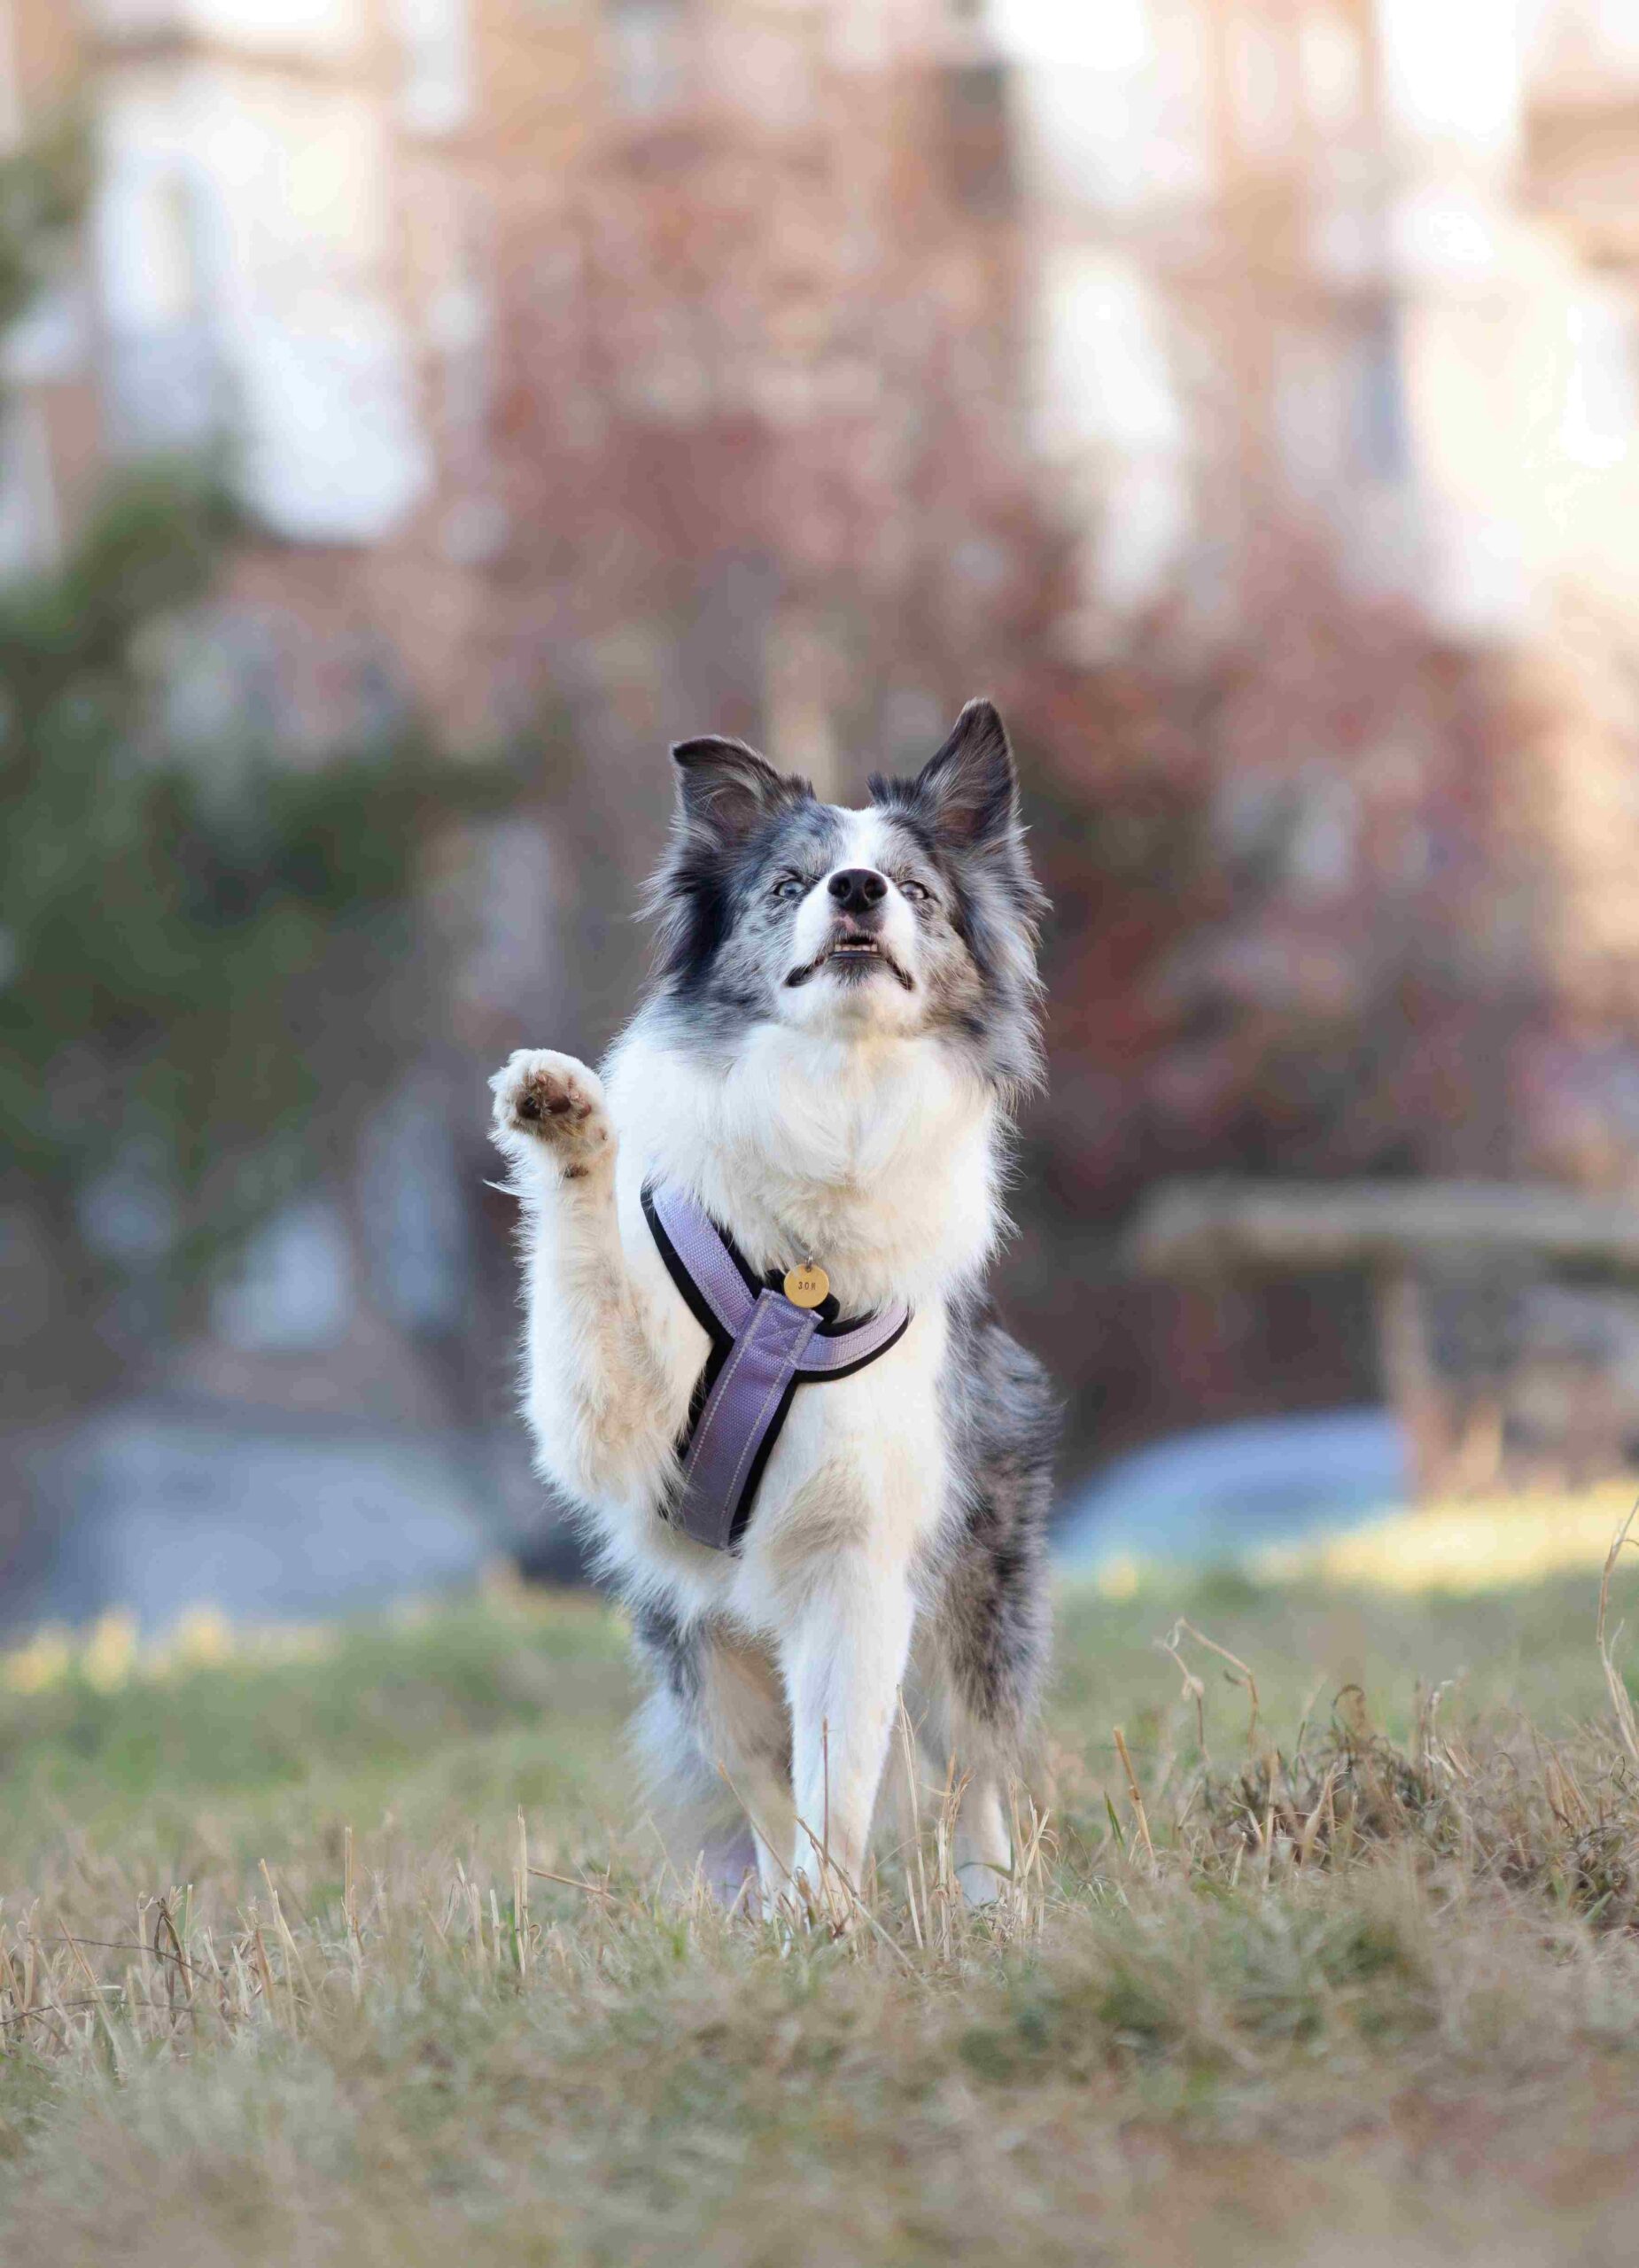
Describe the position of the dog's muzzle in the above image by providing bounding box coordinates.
[785,920,913,991]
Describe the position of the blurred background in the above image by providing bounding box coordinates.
[8,0,1639,1636]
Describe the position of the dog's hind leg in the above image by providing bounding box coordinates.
[632,1606,796,1908]
[920,1504,1053,1906]
[923,1315,1056,1905]
[921,1697,1018,1907]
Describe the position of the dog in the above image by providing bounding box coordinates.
[489,697,1056,1912]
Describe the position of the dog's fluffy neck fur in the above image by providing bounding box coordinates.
[605,1012,1003,1313]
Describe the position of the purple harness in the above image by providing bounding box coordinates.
[642,1181,912,1552]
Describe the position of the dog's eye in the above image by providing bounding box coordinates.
[899,877,932,904]
[770,874,807,903]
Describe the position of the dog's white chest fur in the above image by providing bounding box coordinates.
[589,1025,998,1624]
[611,1024,998,1310]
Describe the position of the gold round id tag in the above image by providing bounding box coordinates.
[782,1262,830,1309]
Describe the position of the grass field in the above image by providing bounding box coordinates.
[5,1548,1639,2267]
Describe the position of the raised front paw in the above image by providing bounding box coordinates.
[488,1049,615,1181]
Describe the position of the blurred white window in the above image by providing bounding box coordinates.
[1563,290,1636,470]
[212,1196,353,1355]
[82,0,364,63]
[124,175,200,330]
[1350,305,1410,484]
[393,0,474,137]
[237,302,431,543]
[1522,0,1639,97]
[1094,454,1192,616]
[0,398,59,583]
[1298,9,1363,136]
[990,0,1149,72]
[1287,774,1356,898]
[1377,0,1521,159]
[995,2,1167,216]
[97,68,430,542]
[1227,6,1295,161]
[1032,246,1184,459]
[0,1,19,150]
[610,0,688,117]
[95,165,224,453]
[454,815,557,1024]
[359,1086,470,1337]
[76,1148,178,1267]
[1274,323,1348,501]
[2,280,89,386]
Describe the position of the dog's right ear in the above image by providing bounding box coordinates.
[905,700,1019,853]
[671,736,812,850]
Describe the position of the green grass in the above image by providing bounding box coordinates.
[0,1593,631,1865]
[4,1568,1639,2266]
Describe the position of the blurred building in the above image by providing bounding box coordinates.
[2,0,497,745]
[999,1,1639,642]
[8,4,1639,718]
[11,0,1639,1588]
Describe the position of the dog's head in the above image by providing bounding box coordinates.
[644,700,1045,1094]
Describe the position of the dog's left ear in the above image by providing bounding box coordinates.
[905,699,1019,851]
[671,735,812,850]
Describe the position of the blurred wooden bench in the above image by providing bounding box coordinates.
[1126,1180,1639,1497]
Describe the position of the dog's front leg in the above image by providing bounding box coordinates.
[780,1554,915,1921]
[490,1049,675,1505]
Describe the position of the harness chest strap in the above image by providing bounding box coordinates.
[641,1181,913,1552]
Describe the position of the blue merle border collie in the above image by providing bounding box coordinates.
[490,699,1056,1912]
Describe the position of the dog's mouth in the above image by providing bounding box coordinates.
[785,933,914,992]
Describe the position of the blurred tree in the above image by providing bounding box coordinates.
[0,118,501,1423]
[0,106,92,338]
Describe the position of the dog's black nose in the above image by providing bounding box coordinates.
[827,867,888,914]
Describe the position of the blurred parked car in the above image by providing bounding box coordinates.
[1053,1409,1410,1574]
[4,1398,498,1636]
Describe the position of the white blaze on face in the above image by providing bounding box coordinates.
[783,806,924,1028]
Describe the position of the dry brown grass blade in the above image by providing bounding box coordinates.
[1169,1619,1262,1750]
[1153,1627,1208,1757]
[525,1866,616,1904]
[245,1927,278,2022]
[896,1697,928,1953]
[57,1920,123,2069]
[342,1825,361,1945]
[821,1717,831,1887]
[1111,1727,1156,1866]
[513,1812,531,1981]
[258,1863,313,2018]
[1295,1761,1340,1868]
[787,1809,918,1970]
[151,1899,191,2018]
[715,1762,797,1903]
[1596,1498,1639,1767]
